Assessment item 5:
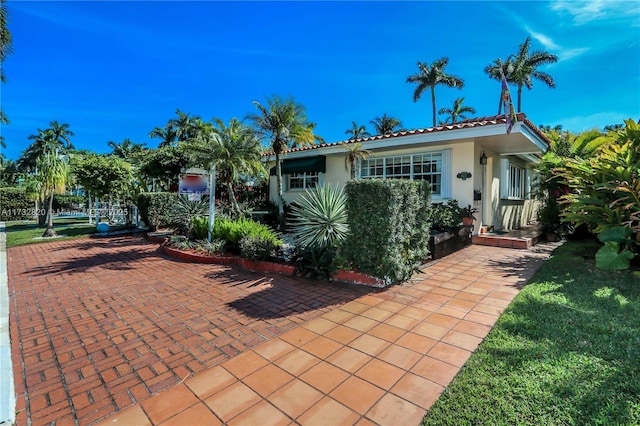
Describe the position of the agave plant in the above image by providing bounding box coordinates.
[170,194,209,234]
[289,184,350,249]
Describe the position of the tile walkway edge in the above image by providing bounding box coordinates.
[0,222,16,425]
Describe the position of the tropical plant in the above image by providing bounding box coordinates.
[37,152,69,237]
[213,217,281,248]
[344,121,371,140]
[558,119,640,270]
[239,235,280,261]
[505,37,558,112]
[190,216,210,240]
[426,200,463,231]
[288,185,350,250]
[193,238,226,255]
[342,142,371,179]
[247,96,323,219]
[149,109,207,148]
[406,57,464,127]
[107,138,146,161]
[19,122,75,172]
[138,145,193,190]
[0,0,12,84]
[170,194,209,235]
[484,57,516,115]
[438,97,476,124]
[294,245,338,280]
[186,118,266,212]
[369,114,403,135]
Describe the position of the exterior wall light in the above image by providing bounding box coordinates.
[480,151,487,165]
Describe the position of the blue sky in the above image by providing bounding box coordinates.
[2,1,639,161]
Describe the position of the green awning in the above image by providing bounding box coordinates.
[270,156,326,176]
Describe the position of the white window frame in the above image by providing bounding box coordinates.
[360,149,451,199]
[500,159,529,200]
[286,171,320,191]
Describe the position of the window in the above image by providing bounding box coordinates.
[500,159,529,200]
[287,172,319,190]
[361,150,451,198]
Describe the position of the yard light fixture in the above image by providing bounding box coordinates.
[480,151,487,165]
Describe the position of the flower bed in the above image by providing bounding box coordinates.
[157,237,386,288]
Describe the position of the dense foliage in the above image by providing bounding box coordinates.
[559,119,640,269]
[343,179,431,284]
[0,187,33,220]
[136,192,178,230]
[212,217,282,249]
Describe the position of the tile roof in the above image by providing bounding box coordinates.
[263,112,549,156]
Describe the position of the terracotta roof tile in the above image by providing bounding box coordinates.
[263,113,549,156]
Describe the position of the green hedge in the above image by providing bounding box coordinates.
[53,194,87,210]
[343,179,431,284]
[136,192,178,230]
[0,187,34,221]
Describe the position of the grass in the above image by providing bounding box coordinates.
[4,218,96,248]
[422,239,640,425]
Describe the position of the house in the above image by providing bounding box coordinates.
[266,113,550,234]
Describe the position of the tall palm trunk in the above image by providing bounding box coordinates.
[517,85,523,112]
[226,181,240,212]
[431,86,437,127]
[42,193,57,237]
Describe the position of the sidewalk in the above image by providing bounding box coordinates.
[0,222,16,425]
[98,243,555,426]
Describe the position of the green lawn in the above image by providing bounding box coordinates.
[4,218,96,248]
[422,239,640,425]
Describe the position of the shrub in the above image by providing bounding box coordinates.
[194,238,226,254]
[213,217,282,248]
[136,192,178,230]
[190,216,210,240]
[53,194,87,210]
[239,235,281,261]
[288,185,349,249]
[559,119,640,270]
[0,187,34,221]
[343,179,431,284]
[294,245,338,280]
[427,199,464,231]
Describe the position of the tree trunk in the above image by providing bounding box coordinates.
[431,86,437,127]
[350,159,356,180]
[42,193,57,238]
[275,152,284,215]
[37,197,47,227]
[227,181,240,213]
[517,85,522,112]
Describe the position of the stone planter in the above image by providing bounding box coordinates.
[429,227,472,260]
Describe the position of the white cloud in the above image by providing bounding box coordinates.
[524,26,589,63]
[526,27,560,50]
[550,1,640,26]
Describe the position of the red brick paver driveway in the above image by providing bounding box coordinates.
[7,236,372,425]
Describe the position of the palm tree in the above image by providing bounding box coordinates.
[508,37,558,112]
[247,96,322,217]
[37,151,69,237]
[20,122,74,172]
[369,114,403,135]
[342,142,371,179]
[438,97,476,124]
[1,0,12,84]
[406,57,464,127]
[484,57,516,115]
[149,124,177,148]
[107,138,146,160]
[344,121,371,140]
[186,118,266,212]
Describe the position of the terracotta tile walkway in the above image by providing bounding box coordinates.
[7,236,372,425]
[92,241,555,426]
